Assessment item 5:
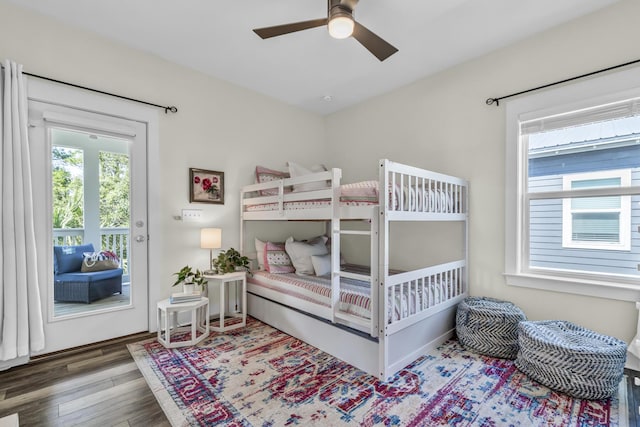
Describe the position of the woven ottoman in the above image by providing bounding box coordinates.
[456,297,527,359]
[515,320,626,400]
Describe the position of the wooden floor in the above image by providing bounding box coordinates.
[626,368,640,427]
[0,333,169,427]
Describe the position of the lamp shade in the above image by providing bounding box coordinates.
[201,228,222,249]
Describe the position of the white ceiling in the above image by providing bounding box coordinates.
[8,0,620,115]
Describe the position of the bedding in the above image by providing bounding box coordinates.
[249,270,371,319]
[248,265,455,323]
[255,165,291,196]
[245,180,458,213]
[285,235,328,275]
[255,236,340,274]
[245,199,376,212]
[255,238,267,270]
[311,254,331,276]
[263,241,295,274]
[287,161,329,192]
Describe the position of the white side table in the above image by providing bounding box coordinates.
[204,272,247,332]
[157,297,209,348]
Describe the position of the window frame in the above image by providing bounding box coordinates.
[505,66,640,302]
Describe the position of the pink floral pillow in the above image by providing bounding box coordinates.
[264,242,295,274]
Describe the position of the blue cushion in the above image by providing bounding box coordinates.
[54,244,95,274]
[55,268,123,283]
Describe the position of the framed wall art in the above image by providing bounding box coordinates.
[190,168,224,204]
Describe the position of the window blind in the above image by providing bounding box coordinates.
[572,212,620,242]
[521,97,640,135]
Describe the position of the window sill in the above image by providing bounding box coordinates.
[504,272,640,302]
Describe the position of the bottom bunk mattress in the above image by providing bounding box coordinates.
[248,270,371,319]
[248,266,456,323]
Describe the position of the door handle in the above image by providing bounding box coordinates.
[135,234,146,243]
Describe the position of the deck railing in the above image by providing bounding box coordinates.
[53,228,84,246]
[53,227,130,280]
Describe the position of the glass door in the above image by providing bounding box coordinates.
[28,98,149,353]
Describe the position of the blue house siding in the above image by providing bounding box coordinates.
[528,148,640,277]
[529,145,640,177]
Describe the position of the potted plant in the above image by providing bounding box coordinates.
[172,265,207,294]
[212,248,251,275]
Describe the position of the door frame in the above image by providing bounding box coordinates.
[27,78,162,347]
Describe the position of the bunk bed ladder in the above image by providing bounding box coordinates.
[332,223,379,337]
[327,161,379,338]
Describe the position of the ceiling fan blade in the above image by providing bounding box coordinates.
[352,22,398,61]
[253,18,328,39]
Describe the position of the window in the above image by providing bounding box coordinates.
[505,67,640,301]
[561,171,630,251]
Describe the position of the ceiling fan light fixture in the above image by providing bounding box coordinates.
[252,0,397,61]
[328,14,354,39]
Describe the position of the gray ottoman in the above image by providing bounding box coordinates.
[515,320,626,400]
[456,297,527,359]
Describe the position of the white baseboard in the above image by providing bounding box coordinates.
[0,413,19,427]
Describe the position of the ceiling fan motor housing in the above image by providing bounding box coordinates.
[329,0,356,19]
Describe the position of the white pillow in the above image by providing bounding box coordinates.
[287,161,328,192]
[255,238,266,270]
[285,236,329,275]
[311,254,331,276]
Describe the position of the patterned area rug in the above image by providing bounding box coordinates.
[128,317,628,426]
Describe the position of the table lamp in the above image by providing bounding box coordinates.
[201,228,222,274]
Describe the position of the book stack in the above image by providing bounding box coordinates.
[170,291,203,304]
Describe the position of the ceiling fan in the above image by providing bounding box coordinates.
[253,0,398,62]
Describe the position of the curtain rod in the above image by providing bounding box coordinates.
[485,58,640,107]
[23,72,179,114]
[1,64,178,113]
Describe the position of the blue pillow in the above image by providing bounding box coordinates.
[54,243,95,274]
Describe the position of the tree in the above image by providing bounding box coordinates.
[99,151,130,228]
[52,147,83,230]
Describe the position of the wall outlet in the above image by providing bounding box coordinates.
[181,209,203,221]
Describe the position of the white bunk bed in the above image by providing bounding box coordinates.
[240,159,468,380]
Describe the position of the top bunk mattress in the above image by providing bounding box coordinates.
[245,180,460,214]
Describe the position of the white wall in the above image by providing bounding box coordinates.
[0,1,326,309]
[325,0,640,341]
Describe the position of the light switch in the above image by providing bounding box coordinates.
[181,209,203,221]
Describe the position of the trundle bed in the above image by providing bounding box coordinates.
[240,159,468,380]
